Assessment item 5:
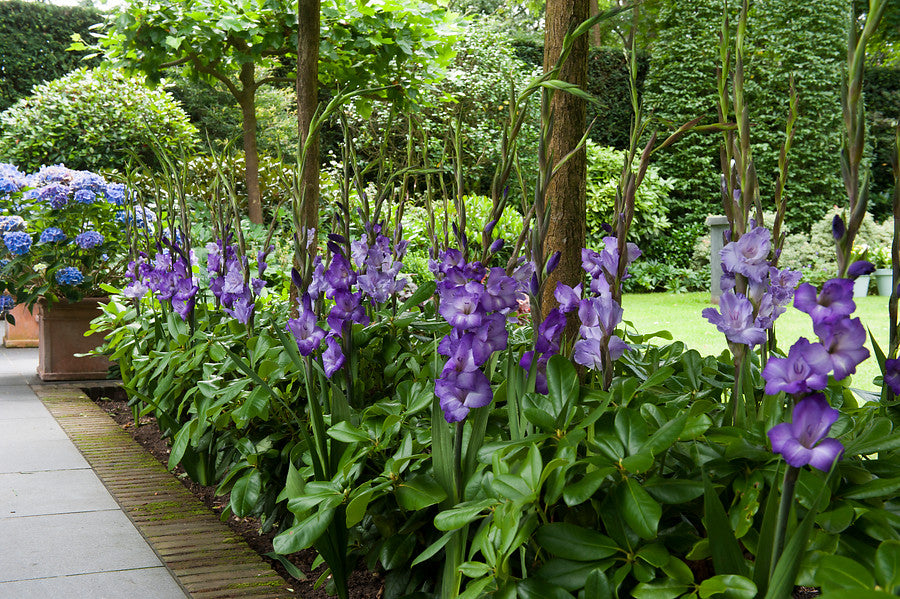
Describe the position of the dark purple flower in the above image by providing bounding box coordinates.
[832,215,845,241]
[545,251,561,275]
[488,238,504,254]
[768,394,844,471]
[322,334,345,378]
[481,268,519,313]
[535,309,566,354]
[762,338,832,395]
[286,294,326,356]
[702,291,767,347]
[324,254,356,296]
[884,358,900,394]
[847,260,875,279]
[435,336,493,423]
[814,317,870,381]
[793,280,856,325]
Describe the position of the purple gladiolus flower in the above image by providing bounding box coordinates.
[847,260,875,279]
[554,282,581,314]
[768,394,844,471]
[481,268,519,313]
[720,226,771,283]
[439,282,485,329]
[884,358,900,394]
[762,338,832,395]
[287,294,326,356]
[322,334,345,378]
[122,280,149,299]
[324,254,356,296]
[793,279,856,325]
[225,297,254,325]
[702,292,767,347]
[814,317,870,381]
[435,337,493,423]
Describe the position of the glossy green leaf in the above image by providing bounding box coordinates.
[703,472,749,577]
[875,540,900,592]
[434,499,497,531]
[616,478,661,540]
[229,469,261,517]
[272,508,335,554]
[816,555,875,591]
[535,522,619,561]
[517,577,576,599]
[698,574,757,598]
[631,579,691,599]
[395,474,447,510]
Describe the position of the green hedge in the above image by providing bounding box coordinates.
[864,66,900,221]
[643,0,847,231]
[0,0,103,113]
[511,40,649,151]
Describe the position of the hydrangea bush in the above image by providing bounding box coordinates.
[0,163,139,314]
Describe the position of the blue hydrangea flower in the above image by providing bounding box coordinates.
[37,184,70,209]
[0,215,25,233]
[54,266,84,286]
[75,230,104,249]
[3,231,32,256]
[28,164,75,186]
[0,177,17,194]
[105,183,127,206]
[39,227,67,244]
[0,293,14,312]
[73,189,96,205]
[71,171,106,193]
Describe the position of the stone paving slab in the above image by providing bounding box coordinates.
[0,567,189,598]
[0,438,90,473]
[0,509,167,582]
[0,469,120,517]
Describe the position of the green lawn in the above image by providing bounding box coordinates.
[622,292,892,392]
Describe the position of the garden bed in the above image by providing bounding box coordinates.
[83,387,385,599]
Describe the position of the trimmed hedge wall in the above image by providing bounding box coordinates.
[0,1,103,113]
[865,66,900,221]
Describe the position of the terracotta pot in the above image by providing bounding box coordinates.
[3,303,39,348]
[36,297,113,381]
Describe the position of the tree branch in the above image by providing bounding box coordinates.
[158,56,193,69]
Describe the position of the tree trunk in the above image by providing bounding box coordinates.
[238,62,263,224]
[297,0,320,237]
[541,0,589,328]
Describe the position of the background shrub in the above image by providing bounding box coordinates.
[0,0,103,113]
[584,141,674,252]
[0,68,197,172]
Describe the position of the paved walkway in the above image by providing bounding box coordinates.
[0,346,189,598]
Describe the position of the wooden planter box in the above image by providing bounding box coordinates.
[36,297,112,381]
[3,303,39,348]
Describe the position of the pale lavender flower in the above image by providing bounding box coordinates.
[322,334,345,378]
[814,317,870,381]
[702,291,767,346]
[720,226,771,283]
[794,279,855,325]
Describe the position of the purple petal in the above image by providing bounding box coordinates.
[806,438,844,472]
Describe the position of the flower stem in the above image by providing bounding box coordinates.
[770,465,799,580]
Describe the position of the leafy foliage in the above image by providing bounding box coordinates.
[0,0,102,113]
[644,0,847,230]
[585,141,674,252]
[0,68,197,172]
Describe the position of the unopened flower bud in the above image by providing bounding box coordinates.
[832,215,845,241]
[545,251,560,275]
